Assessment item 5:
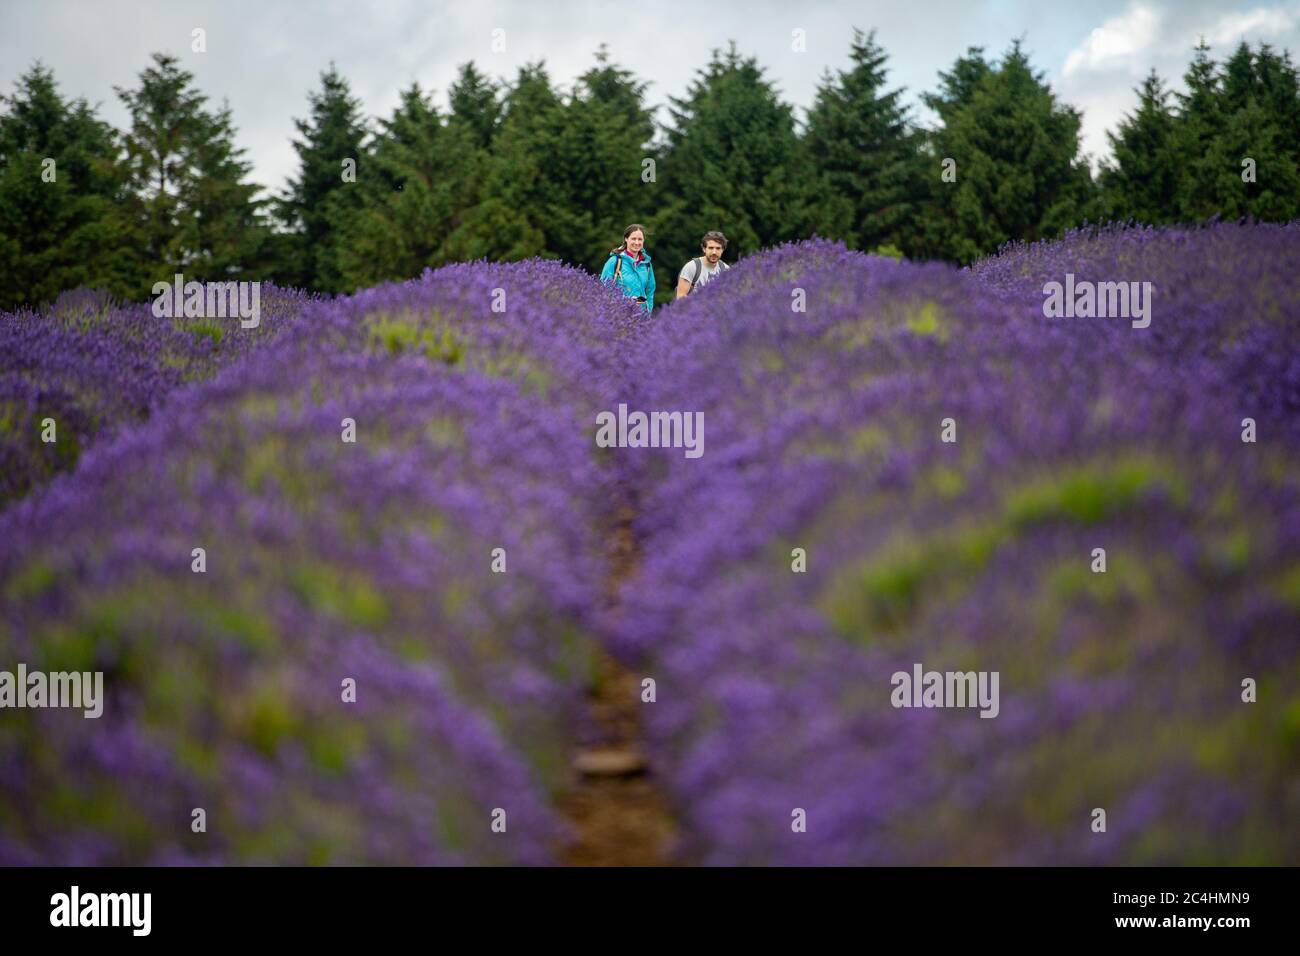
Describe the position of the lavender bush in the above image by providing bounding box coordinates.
[0,284,315,506]
[611,229,1300,864]
[2,227,1296,865]
[0,261,633,864]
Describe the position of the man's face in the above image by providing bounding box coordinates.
[703,240,724,263]
[626,230,645,254]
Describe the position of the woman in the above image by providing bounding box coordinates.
[600,224,656,314]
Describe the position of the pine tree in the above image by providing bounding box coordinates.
[1209,93,1300,219]
[1172,40,1224,222]
[1251,45,1300,168]
[113,53,207,284]
[916,42,1094,263]
[276,63,370,291]
[911,47,993,261]
[1100,71,1179,223]
[926,48,994,119]
[653,44,813,275]
[558,47,656,269]
[0,63,131,308]
[804,28,926,254]
[1211,42,1300,219]
[188,102,265,279]
[444,63,567,264]
[448,62,501,150]
[329,83,479,289]
[1104,42,1300,225]
[114,53,265,291]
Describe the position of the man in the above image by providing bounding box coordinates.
[675,231,729,299]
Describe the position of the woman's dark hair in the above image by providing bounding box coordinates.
[614,223,647,254]
[701,230,727,250]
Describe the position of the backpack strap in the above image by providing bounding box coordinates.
[610,250,624,283]
[687,257,703,289]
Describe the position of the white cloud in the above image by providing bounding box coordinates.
[1204,6,1296,45]
[1063,1,1300,79]
[6,0,1300,189]
[1064,3,1163,76]
[1059,1,1300,169]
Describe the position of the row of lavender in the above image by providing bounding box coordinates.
[5,226,1297,865]
[612,226,1300,864]
[0,285,318,505]
[0,262,640,863]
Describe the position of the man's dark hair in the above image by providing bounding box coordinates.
[701,231,727,250]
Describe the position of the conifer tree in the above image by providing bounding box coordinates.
[1210,42,1300,219]
[448,62,501,150]
[277,63,370,291]
[187,102,265,279]
[441,63,558,264]
[557,47,656,268]
[916,42,1093,263]
[0,63,130,308]
[653,44,813,275]
[114,53,266,290]
[1173,41,1225,222]
[805,29,926,254]
[329,83,479,289]
[1100,71,1179,223]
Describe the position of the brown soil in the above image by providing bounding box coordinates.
[554,504,678,866]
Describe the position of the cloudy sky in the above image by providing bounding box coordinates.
[4,0,1299,199]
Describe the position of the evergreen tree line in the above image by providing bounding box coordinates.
[2,31,1298,310]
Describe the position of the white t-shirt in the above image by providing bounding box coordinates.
[679,257,728,292]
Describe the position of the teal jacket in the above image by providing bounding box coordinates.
[600,250,656,313]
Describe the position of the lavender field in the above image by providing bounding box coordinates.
[1,224,1297,865]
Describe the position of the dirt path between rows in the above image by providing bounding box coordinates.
[554,503,678,865]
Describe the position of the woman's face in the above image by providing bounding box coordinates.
[625,230,645,254]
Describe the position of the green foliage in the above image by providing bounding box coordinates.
[650,44,815,301]
[5,35,1300,308]
[113,54,269,293]
[1099,71,1180,223]
[1101,41,1300,224]
[913,42,1095,263]
[0,64,131,309]
[476,52,655,272]
[448,62,502,150]
[823,455,1186,642]
[805,30,927,254]
[328,83,481,290]
[274,63,370,292]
